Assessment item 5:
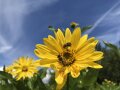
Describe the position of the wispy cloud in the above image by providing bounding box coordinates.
[85,1,120,46]
[86,1,120,34]
[0,0,58,65]
[0,35,12,53]
[0,0,58,53]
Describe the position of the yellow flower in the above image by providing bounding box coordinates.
[6,57,38,80]
[34,27,103,89]
[5,65,14,74]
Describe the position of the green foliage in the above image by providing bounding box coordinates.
[48,22,92,33]
[0,69,47,90]
[61,69,99,90]
[97,80,120,90]
[98,42,120,83]
[48,26,56,32]
[81,25,92,33]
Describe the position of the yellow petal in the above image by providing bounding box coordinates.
[76,53,93,60]
[43,36,62,53]
[52,65,70,75]
[64,67,71,75]
[55,29,65,47]
[40,59,57,65]
[16,73,24,80]
[71,27,81,49]
[76,34,88,50]
[75,43,96,57]
[55,70,65,84]
[36,44,49,51]
[34,49,57,59]
[50,62,63,70]
[56,75,67,90]
[70,64,80,78]
[40,64,51,67]
[19,57,26,65]
[84,37,95,46]
[89,51,103,60]
[76,51,103,63]
[36,44,58,55]
[48,35,63,51]
[65,28,71,43]
[71,69,80,78]
[36,59,57,67]
[88,62,103,69]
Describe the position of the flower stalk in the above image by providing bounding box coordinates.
[67,74,69,90]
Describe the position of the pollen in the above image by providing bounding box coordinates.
[22,66,28,72]
[58,51,75,66]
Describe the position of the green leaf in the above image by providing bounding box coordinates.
[68,75,80,90]
[80,69,99,87]
[103,41,120,58]
[0,85,17,90]
[39,68,47,79]
[81,25,92,33]
[35,75,47,90]
[14,79,29,90]
[47,72,56,90]
[48,26,56,32]
[27,74,47,90]
[0,71,15,84]
[103,41,118,50]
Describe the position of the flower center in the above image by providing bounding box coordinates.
[58,42,75,66]
[22,66,28,72]
[58,51,75,66]
[58,52,75,66]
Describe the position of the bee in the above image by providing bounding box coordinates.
[57,55,63,61]
[63,42,71,48]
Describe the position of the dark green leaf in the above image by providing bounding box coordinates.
[81,69,99,87]
[0,71,15,84]
[0,85,17,90]
[48,26,56,32]
[81,25,92,33]
[103,41,118,50]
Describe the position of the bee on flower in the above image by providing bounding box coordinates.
[34,27,103,89]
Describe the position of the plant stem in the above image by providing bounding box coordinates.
[67,74,69,90]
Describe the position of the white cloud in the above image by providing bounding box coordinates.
[0,0,58,54]
[85,1,120,46]
[0,46,12,53]
[42,68,54,84]
[97,33,119,44]
[0,66,3,71]
[0,0,58,65]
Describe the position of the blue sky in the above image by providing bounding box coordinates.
[0,0,120,65]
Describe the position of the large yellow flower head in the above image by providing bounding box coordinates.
[6,57,38,80]
[34,27,103,87]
